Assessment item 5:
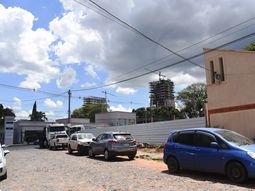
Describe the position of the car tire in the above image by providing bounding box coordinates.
[167,156,179,173]
[68,145,73,154]
[104,149,112,161]
[88,148,95,158]
[78,145,83,155]
[1,171,7,180]
[53,143,57,150]
[128,154,136,160]
[226,162,247,183]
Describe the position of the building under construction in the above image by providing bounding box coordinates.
[149,79,175,107]
[83,96,106,106]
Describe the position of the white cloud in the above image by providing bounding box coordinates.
[116,87,136,95]
[45,111,55,117]
[49,11,104,65]
[15,110,30,120]
[55,0,255,91]
[0,5,59,89]
[85,65,99,79]
[57,67,77,88]
[44,98,63,109]
[110,104,132,112]
[171,72,204,91]
[81,82,97,88]
[12,97,22,110]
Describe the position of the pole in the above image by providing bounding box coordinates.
[68,89,71,124]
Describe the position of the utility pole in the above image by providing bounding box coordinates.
[68,89,71,124]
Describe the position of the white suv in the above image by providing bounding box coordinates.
[68,132,95,155]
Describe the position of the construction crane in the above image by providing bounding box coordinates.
[102,90,116,103]
[144,68,167,81]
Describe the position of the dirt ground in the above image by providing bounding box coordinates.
[1,145,255,191]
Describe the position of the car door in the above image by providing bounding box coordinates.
[97,134,109,154]
[92,134,104,154]
[173,131,197,170]
[193,131,227,173]
[70,134,77,150]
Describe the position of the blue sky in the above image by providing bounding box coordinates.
[0,0,255,121]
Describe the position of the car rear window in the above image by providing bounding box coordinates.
[113,134,133,140]
[56,135,68,138]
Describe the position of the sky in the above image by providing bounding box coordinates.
[0,0,255,121]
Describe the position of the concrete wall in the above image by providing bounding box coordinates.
[205,49,255,138]
[95,112,136,126]
[85,117,206,145]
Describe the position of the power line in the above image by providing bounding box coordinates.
[71,31,255,92]
[0,83,68,98]
[74,0,207,71]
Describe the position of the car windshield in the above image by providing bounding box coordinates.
[49,126,65,132]
[78,133,94,139]
[216,129,254,146]
[113,134,133,140]
[56,135,68,138]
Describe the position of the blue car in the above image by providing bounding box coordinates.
[163,128,255,183]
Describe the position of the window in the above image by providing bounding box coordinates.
[210,61,215,84]
[173,131,194,146]
[219,57,225,81]
[194,132,217,148]
[71,135,77,141]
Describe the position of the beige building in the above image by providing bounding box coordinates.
[205,48,255,138]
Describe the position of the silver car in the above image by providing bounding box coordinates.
[68,133,95,155]
[88,132,137,161]
[0,144,10,180]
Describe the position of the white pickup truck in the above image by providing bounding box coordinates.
[49,133,69,150]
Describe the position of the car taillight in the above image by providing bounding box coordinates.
[108,140,117,144]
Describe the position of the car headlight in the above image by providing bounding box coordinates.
[247,151,255,159]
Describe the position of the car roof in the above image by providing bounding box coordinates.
[170,127,224,134]
[101,132,131,135]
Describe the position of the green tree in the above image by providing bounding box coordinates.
[133,106,183,123]
[29,101,48,121]
[244,42,255,51]
[0,104,15,127]
[177,83,207,118]
[71,103,108,122]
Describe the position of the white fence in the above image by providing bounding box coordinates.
[86,117,206,145]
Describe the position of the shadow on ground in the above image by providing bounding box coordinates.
[162,170,255,189]
[86,155,132,163]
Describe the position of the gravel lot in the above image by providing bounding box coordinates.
[1,145,255,191]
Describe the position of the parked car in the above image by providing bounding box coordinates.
[88,132,137,161]
[68,132,95,155]
[49,133,69,150]
[163,128,255,183]
[0,144,10,180]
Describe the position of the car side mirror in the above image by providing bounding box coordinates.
[210,142,220,149]
[92,138,96,142]
[4,150,10,156]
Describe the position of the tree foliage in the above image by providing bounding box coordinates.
[244,42,255,51]
[29,101,48,121]
[71,103,108,122]
[177,83,207,118]
[0,104,15,127]
[133,106,184,123]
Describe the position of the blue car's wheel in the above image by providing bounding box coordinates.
[167,156,179,173]
[226,162,247,183]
